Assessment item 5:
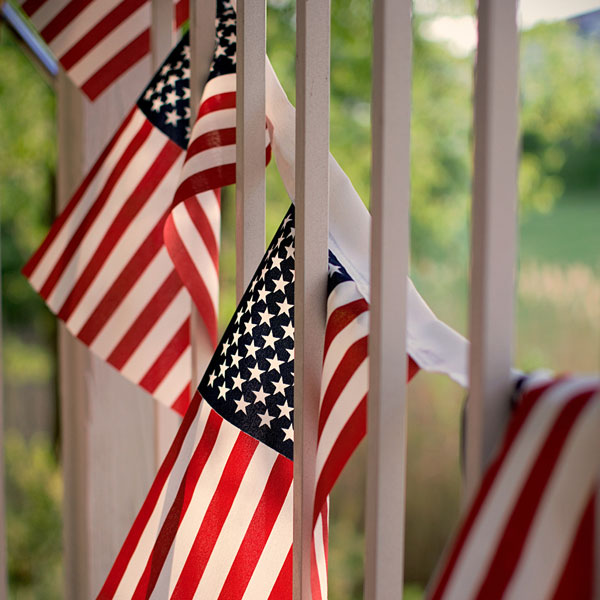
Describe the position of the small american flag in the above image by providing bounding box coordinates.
[99,205,419,598]
[20,0,158,101]
[428,375,600,600]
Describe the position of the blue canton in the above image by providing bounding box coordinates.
[208,0,237,82]
[137,33,191,149]
[327,250,354,293]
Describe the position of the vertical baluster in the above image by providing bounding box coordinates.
[466,0,519,501]
[364,0,412,598]
[294,1,330,598]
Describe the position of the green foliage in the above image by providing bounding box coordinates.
[5,433,63,599]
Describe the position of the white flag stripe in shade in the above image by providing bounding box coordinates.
[313,506,329,600]
[47,0,127,58]
[178,145,237,183]
[504,392,600,600]
[67,4,151,87]
[441,380,584,600]
[152,346,192,404]
[428,376,600,600]
[24,0,71,30]
[88,251,175,358]
[26,109,146,292]
[186,108,236,144]
[64,157,183,333]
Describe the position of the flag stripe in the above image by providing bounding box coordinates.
[40,0,99,44]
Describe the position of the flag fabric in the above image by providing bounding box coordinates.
[20,0,154,101]
[174,0,189,30]
[427,374,600,600]
[99,205,420,598]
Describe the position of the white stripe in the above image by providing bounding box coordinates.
[27,110,147,291]
[196,190,221,244]
[326,280,363,317]
[25,0,71,31]
[68,3,150,86]
[313,508,328,600]
[504,391,600,600]
[113,398,209,598]
[148,413,240,598]
[121,288,189,383]
[49,0,125,58]
[87,250,175,358]
[316,358,369,477]
[321,309,368,395]
[152,346,192,405]
[200,72,236,99]
[188,107,236,143]
[442,378,596,600]
[241,486,293,600]
[171,203,219,308]
[66,155,183,333]
[178,144,236,183]
[192,445,279,598]
[45,126,169,312]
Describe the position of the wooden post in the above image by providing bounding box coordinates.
[466,0,519,501]
[364,0,412,598]
[294,1,330,598]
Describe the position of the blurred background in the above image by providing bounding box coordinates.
[0,0,598,597]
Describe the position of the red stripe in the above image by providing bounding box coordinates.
[174,0,189,27]
[216,455,293,600]
[197,91,236,119]
[22,0,48,17]
[311,538,322,600]
[40,0,96,43]
[183,127,236,166]
[129,408,223,599]
[182,193,220,270]
[174,164,237,202]
[81,29,150,101]
[37,117,153,300]
[551,493,595,600]
[475,389,595,600]
[163,213,218,347]
[267,547,293,600]
[59,0,147,68]
[138,319,190,394]
[170,433,260,598]
[23,107,138,279]
[97,390,203,598]
[314,396,367,525]
[323,299,368,357]
[57,140,182,321]
[105,270,182,370]
[170,384,190,416]
[75,218,169,345]
[318,336,368,439]
[428,379,565,600]
[321,501,329,569]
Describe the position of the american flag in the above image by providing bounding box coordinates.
[98,205,419,598]
[20,0,156,101]
[428,375,600,600]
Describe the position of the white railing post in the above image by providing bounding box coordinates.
[466,0,519,500]
[364,0,412,598]
[294,1,330,598]
[236,0,266,298]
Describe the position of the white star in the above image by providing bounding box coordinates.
[235,311,244,324]
[166,74,179,88]
[289,268,295,282]
[208,371,217,387]
[263,331,277,350]
[272,376,288,397]
[273,275,287,294]
[230,54,236,65]
[283,213,292,227]
[219,362,228,377]
[230,351,242,369]
[285,243,294,259]
[290,226,295,238]
[243,320,254,336]
[181,66,191,79]
[248,363,264,382]
[165,110,181,126]
[285,346,294,362]
[226,32,236,45]
[278,400,293,420]
[281,322,294,340]
[253,387,268,405]
[235,397,250,414]
[267,354,284,373]
[155,79,166,93]
[246,340,259,359]
[174,61,183,70]
[329,264,341,275]
[224,17,235,27]
[260,265,270,280]
[144,87,154,100]
[258,308,273,326]
[182,45,191,59]
[257,287,269,304]
[245,297,256,314]
[232,330,241,346]
[231,373,244,391]
[215,45,227,58]
[218,382,229,400]
[164,90,179,106]
[221,340,231,355]
[282,424,294,442]
[277,298,293,317]
[250,278,258,292]
[271,255,283,271]
[160,64,171,76]
[151,97,164,112]
[182,87,191,100]
[258,409,275,428]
